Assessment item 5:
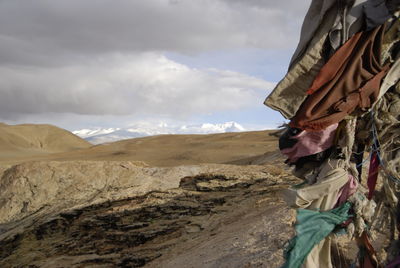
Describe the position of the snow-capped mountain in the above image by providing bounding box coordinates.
[72,128,120,139]
[73,122,247,144]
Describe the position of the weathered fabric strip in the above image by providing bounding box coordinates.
[289,0,337,68]
[335,174,358,207]
[282,202,351,268]
[281,123,338,163]
[282,159,349,211]
[263,1,338,119]
[329,0,367,51]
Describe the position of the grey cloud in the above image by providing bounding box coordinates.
[0,0,310,67]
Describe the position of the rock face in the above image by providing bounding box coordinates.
[0,161,298,267]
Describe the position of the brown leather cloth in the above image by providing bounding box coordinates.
[290,24,390,131]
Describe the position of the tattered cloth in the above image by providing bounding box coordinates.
[280,123,338,163]
[282,202,351,268]
[290,24,390,131]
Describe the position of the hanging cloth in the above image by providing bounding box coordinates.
[282,202,351,268]
[280,123,338,163]
[263,1,339,119]
[290,24,390,131]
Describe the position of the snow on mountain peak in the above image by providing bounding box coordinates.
[72,128,120,138]
[196,122,245,133]
[73,122,247,144]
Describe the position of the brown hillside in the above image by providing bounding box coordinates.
[0,123,91,161]
[25,130,280,166]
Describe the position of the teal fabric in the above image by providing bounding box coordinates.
[282,202,351,268]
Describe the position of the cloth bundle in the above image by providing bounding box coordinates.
[264,1,400,267]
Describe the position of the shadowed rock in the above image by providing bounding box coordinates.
[0,161,298,267]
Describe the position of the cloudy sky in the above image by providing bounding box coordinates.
[0,0,310,131]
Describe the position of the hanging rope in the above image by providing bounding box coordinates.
[370,110,400,184]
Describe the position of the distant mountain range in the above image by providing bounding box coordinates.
[73,122,247,144]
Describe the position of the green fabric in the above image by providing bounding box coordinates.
[282,202,351,268]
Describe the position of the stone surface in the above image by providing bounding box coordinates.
[0,161,298,267]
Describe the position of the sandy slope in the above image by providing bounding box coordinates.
[0,123,91,162]
[0,127,279,166]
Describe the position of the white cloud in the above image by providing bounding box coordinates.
[0,0,310,129]
[0,53,275,119]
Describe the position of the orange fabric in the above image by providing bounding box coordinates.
[290,24,389,131]
[306,32,363,95]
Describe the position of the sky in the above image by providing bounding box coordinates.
[0,0,311,131]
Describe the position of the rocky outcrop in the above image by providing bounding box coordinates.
[0,161,298,267]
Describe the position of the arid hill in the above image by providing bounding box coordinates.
[0,124,305,267]
[0,123,91,163]
[49,131,279,166]
[0,127,279,167]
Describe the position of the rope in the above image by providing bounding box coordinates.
[370,110,400,184]
[356,157,370,168]
[350,110,400,182]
